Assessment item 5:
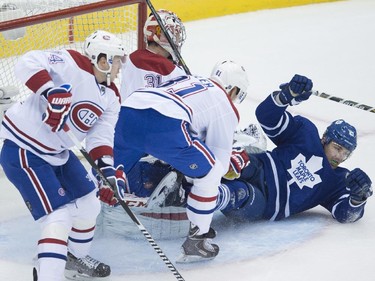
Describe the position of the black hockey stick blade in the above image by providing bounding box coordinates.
[313,91,375,113]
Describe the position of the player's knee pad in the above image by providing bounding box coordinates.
[221,180,266,222]
[38,207,72,240]
[69,190,100,223]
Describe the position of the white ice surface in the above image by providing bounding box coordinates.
[1,0,375,280]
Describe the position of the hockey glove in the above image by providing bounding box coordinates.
[278,74,313,106]
[42,84,72,132]
[97,165,129,205]
[223,148,250,180]
[98,187,118,206]
[346,168,373,204]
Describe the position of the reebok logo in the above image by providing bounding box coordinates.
[51,97,72,104]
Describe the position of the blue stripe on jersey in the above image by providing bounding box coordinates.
[2,121,61,156]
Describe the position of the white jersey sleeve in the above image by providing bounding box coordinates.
[0,49,120,165]
[120,49,186,102]
[124,75,240,173]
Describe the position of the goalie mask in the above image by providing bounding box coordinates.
[84,30,126,85]
[210,60,250,104]
[144,9,186,62]
[322,119,357,153]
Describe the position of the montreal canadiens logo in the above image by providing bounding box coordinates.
[70,101,104,133]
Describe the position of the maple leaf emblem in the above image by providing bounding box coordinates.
[287,154,323,189]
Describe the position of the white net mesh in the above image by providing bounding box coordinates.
[0,0,144,101]
[0,0,146,153]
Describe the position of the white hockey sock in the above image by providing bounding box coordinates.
[37,222,70,281]
[68,220,96,258]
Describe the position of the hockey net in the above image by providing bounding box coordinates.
[0,0,147,154]
[0,0,147,101]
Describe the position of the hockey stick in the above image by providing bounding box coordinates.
[64,127,185,281]
[145,0,192,75]
[146,0,375,116]
[313,91,375,114]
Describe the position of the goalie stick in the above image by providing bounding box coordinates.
[63,126,186,281]
[145,0,192,75]
[313,91,375,114]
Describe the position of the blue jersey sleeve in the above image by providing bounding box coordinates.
[330,197,365,223]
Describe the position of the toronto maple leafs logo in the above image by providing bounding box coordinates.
[287,154,323,189]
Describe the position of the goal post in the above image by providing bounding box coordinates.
[0,0,148,102]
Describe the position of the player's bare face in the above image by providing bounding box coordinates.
[109,55,124,82]
[323,141,351,169]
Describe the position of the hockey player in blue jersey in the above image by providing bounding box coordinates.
[216,74,373,223]
[97,74,371,250]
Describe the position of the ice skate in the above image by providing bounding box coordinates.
[176,225,219,263]
[64,252,110,280]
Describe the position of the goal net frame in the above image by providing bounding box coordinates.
[0,0,148,156]
[0,0,148,101]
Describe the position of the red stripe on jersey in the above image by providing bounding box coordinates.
[192,140,216,166]
[130,49,176,75]
[181,121,193,145]
[25,70,52,93]
[4,115,57,152]
[89,145,113,162]
[4,115,56,152]
[189,192,217,203]
[38,238,68,246]
[67,50,93,75]
[71,226,96,233]
[20,149,53,214]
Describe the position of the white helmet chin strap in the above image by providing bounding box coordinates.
[95,63,112,86]
[106,73,111,86]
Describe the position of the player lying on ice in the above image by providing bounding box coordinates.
[96,74,372,262]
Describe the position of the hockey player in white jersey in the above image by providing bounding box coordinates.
[0,30,128,281]
[119,9,186,101]
[112,60,249,262]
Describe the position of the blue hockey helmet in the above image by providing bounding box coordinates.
[323,119,357,152]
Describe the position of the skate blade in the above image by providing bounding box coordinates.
[64,270,110,281]
[176,253,216,264]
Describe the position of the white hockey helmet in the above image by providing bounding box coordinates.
[210,60,250,104]
[143,9,186,61]
[84,30,126,75]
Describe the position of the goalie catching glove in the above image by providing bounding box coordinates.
[93,159,129,206]
[42,84,73,132]
[223,148,250,180]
